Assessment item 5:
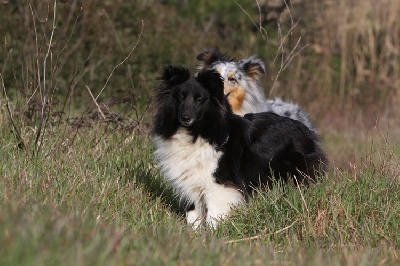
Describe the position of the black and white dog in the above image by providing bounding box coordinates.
[152,65,327,229]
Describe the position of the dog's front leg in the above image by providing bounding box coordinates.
[186,203,202,230]
[205,185,245,228]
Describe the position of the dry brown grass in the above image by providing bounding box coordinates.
[1,0,399,170]
[286,0,400,102]
[263,0,400,168]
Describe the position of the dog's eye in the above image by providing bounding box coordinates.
[195,97,203,104]
[178,94,185,102]
[227,76,237,85]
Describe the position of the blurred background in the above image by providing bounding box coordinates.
[1,0,399,168]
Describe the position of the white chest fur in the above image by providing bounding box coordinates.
[154,129,222,201]
[154,129,244,228]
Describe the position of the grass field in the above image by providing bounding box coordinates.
[1,0,399,265]
[0,113,399,265]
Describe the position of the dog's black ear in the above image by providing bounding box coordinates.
[196,69,224,100]
[159,65,190,86]
[238,56,266,80]
[196,48,234,68]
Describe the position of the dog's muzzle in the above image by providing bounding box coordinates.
[179,114,195,127]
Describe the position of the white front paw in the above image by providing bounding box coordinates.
[206,213,226,229]
[204,185,245,228]
[186,209,202,230]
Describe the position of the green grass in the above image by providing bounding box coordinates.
[0,114,399,265]
[1,0,400,264]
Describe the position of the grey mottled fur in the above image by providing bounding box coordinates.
[197,49,316,132]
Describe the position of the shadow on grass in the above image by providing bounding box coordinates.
[119,154,184,217]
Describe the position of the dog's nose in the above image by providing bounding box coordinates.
[181,115,191,123]
[179,112,194,126]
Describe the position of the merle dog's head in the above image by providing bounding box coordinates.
[153,65,227,138]
[196,49,266,115]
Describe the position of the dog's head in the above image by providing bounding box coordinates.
[197,49,266,114]
[196,48,234,69]
[157,65,225,128]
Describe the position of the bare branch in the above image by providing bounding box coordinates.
[1,74,25,149]
[234,0,268,41]
[95,20,144,101]
[43,0,57,96]
[28,3,41,105]
[225,219,298,244]
[86,86,106,120]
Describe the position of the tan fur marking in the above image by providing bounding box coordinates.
[225,84,245,112]
[222,72,245,112]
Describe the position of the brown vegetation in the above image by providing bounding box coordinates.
[1,0,399,167]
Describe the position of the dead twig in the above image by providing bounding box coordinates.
[86,86,106,119]
[225,219,298,244]
[95,20,144,101]
[234,0,269,41]
[1,74,25,149]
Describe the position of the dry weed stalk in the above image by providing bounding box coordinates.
[225,219,298,244]
[235,0,308,96]
[1,73,25,148]
[304,0,400,101]
[95,20,144,101]
[2,1,145,156]
[28,1,58,152]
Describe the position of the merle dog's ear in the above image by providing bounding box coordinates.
[238,56,266,80]
[196,48,234,68]
[196,69,224,100]
[159,65,190,86]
